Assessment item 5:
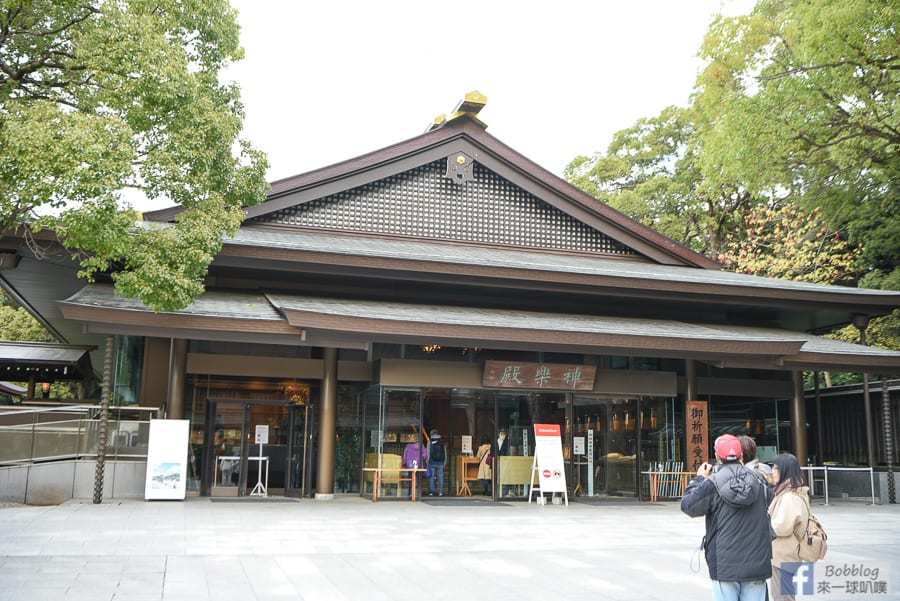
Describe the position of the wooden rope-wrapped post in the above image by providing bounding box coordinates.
[93,335,114,504]
[883,378,896,504]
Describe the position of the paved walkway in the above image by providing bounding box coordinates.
[0,496,896,601]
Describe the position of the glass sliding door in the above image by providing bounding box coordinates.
[495,391,566,499]
[360,387,423,499]
[573,395,676,500]
[572,399,608,497]
[208,401,245,495]
[335,385,364,494]
[605,398,639,496]
[245,403,288,495]
[285,403,313,498]
[446,389,494,497]
[573,397,637,498]
[206,399,304,497]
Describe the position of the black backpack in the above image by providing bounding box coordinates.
[430,439,446,462]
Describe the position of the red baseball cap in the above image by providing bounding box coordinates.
[715,434,742,461]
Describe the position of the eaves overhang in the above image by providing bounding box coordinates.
[268,293,805,358]
[217,227,900,317]
[0,341,96,382]
[58,285,900,374]
[59,285,307,343]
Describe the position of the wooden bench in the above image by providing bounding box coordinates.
[362,467,426,502]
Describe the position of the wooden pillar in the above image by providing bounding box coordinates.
[791,370,808,466]
[167,338,187,419]
[863,373,875,467]
[813,372,824,465]
[315,347,338,500]
[685,359,697,401]
[854,316,876,467]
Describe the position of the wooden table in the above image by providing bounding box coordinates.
[642,471,693,502]
[362,467,426,502]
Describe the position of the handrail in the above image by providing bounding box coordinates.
[0,404,159,417]
[0,406,156,466]
[801,465,876,506]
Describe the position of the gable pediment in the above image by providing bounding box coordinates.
[248,158,640,257]
[155,116,719,268]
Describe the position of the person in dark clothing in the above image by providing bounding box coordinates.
[739,435,774,487]
[495,429,509,457]
[495,429,511,496]
[681,434,774,601]
[427,429,446,496]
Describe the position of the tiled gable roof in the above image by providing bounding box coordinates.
[249,160,639,257]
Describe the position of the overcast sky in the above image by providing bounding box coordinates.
[144,1,756,209]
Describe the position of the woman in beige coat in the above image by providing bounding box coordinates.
[769,453,811,601]
[475,436,492,495]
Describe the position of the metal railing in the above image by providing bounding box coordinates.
[801,465,876,506]
[0,404,160,466]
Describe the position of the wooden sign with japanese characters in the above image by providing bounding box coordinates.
[482,361,596,391]
[686,400,709,472]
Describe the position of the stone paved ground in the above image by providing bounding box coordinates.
[0,496,896,601]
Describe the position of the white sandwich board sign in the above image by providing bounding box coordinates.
[529,423,569,505]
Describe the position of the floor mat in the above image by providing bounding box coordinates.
[210,497,301,503]
[571,498,658,505]
[421,498,511,506]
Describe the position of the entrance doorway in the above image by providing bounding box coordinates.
[205,400,313,497]
[358,387,675,501]
[572,396,675,499]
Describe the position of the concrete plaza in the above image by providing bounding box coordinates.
[0,495,896,601]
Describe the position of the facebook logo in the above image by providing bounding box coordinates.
[781,562,815,595]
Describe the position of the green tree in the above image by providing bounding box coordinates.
[696,0,899,289]
[718,203,860,285]
[568,1,898,290]
[0,291,52,341]
[564,100,757,259]
[0,1,269,311]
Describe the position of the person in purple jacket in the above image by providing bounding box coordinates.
[402,438,427,497]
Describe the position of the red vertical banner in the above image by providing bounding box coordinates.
[686,401,709,472]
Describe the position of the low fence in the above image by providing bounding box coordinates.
[0,404,158,504]
[802,465,883,505]
[642,463,888,505]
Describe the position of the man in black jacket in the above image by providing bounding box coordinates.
[681,434,774,601]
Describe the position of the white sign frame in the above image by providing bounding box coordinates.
[529,423,569,505]
[369,429,382,448]
[587,429,595,496]
[144,419,189,501]
[255,424,269,445]
[573,436,585,455]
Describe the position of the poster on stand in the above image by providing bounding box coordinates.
[144,419,190,501]
[533,423,567,493]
